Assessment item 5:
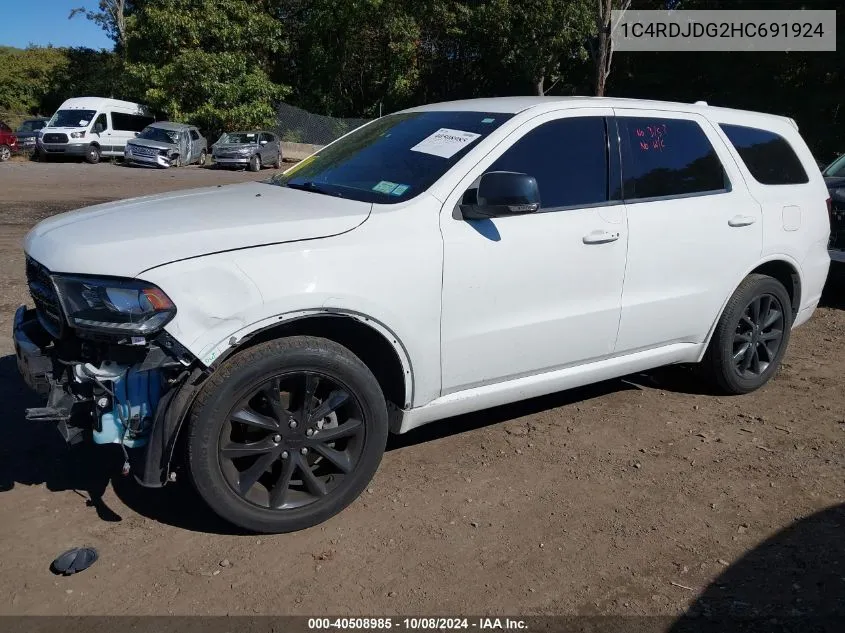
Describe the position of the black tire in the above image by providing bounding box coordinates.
[198,149,207,166]
[187,336,389,533]
[248,154,261,172]
[85,144,101,164]
[0,144,10,162]
[700,274,793,395]
[273,152,281,169]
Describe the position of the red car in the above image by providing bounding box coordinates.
[0,122,19,161]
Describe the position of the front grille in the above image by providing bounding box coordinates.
[130,145,158,157]
[25,256,63,337]
[215,153,241,159]
[42,133,68,144]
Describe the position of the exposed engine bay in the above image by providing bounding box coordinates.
[14,256,207,486]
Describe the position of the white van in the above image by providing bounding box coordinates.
[38,97,154,164]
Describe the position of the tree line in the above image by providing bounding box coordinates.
[1,0,842,159]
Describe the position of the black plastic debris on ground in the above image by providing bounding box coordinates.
[50,547,98,576]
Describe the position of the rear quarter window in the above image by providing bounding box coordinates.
[719,123,809,185]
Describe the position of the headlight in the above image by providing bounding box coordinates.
[52,275,176,335]
[69,131,86,139]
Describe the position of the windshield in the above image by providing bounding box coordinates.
[49,110,97,128]
[824,154,845,178]
[18,120,46,133]
[270,111,513,204]
[219,132,259,145]
[138,126,180,144]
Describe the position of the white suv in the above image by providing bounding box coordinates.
[14,97,831,533]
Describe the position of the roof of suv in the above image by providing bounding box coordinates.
[401,96,796,128]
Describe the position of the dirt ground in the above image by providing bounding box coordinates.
[0,160,843,621]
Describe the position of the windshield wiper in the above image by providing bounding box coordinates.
[285,181,343,198]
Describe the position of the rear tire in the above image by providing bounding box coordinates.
[187,336,389,533]
[700,274,793,394]
[198,149,207,166]
[273,152,281,169]
[248,154,261,172]
[85,144,101,164]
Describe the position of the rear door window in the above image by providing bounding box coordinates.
[719,123,809,185]
[618,116,728,200]
[190,129,200,141]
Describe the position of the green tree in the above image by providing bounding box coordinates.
[278,0,420,117]
[0,46,69,114]
[124,0,288,135]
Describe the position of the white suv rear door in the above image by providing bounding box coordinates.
[439,108,629,394]
[611,109,763,353]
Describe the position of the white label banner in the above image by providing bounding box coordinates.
[410,128,482,159]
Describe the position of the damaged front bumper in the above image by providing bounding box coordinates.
[13,305,206,486]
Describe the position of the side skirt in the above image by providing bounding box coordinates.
[393,342,701,434]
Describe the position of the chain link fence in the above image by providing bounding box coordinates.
[275,103,372,146]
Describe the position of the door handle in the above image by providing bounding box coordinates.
[728,215,756,227]
[582,230,620,244]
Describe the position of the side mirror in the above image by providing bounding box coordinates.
[93,124,104,134]
[260,140,268,146]
[460,171,541,220]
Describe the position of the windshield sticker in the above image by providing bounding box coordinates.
[373,180,401,194]
[410,128,482,159]
[390,184,410,196]
[481,118,495,124]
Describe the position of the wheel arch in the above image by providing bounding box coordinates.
[142,310,413,488]
[210,310,413,412]
[697,255,802,362]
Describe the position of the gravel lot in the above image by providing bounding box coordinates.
[0,161,843,621]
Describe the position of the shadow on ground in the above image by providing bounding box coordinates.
[820,262,845,310]
[669,503,845,632]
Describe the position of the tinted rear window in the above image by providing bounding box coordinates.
[618,117,728,200]
[719,123,809,185]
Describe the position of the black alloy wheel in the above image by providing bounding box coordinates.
[187,337,389,533]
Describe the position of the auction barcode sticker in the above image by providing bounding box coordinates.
[411,128,482,159]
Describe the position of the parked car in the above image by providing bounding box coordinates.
[0,121,19,161]
[15,118,48,153]
[125,122,207,168]
[38,97,154,163]
[212,130,281,171]
[14,97,831,533]
[822,153,845,262]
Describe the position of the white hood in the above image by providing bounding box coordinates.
[24,182,372,278]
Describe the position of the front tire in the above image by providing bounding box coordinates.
[248,154,261,172]
[700,274,793,394]
[187,336,389,533]
[0,144,10,162]
[85,144,100,164]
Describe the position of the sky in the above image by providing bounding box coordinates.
[0,0,113,50]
